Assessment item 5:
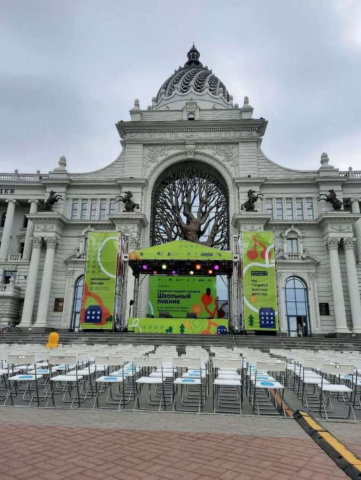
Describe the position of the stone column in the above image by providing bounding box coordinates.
[351,199,361,263]
[327,238,350,334]
[35,237,57,327]
[22,200,39,261]
[0,200,16,261]
[20,237,42,326]
[344,238,361,333]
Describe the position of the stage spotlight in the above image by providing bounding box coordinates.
[172,270,177,275]
[142,264,148,270]
[195,263,201,270]
[153,270,157,275]
[161,263,167,270]
[207,269,213,275]
[214,264,220,271]
[190,270,194,275]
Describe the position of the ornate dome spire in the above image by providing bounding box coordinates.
[184,43,202,67]
[154,45,232,105]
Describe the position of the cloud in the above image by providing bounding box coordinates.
[0,0,360,173]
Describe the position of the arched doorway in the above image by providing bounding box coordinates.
[70,275,84,331]
[151,161,229,249]
[284,276,311,337]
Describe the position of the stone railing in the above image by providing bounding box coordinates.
[286,253,301,260]
[0,173,48,181]
[0,283,21,295]
[8,254,22,262]
[339,171,361,179]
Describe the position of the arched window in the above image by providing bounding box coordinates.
[281,227,304,259]
[284,276,311,337]
[151,161,229,249]
[70,275,84,331]
[1,213,6,228]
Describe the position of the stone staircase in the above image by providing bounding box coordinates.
[1,332,361,352]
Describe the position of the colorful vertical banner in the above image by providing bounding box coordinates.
[80,232,120,330]
[242,232,278,331]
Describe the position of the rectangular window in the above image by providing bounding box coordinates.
[54,298,64,312]
[296,198,303,220]
[276,199,283,220]
[71,200,78,219]
[266,200,273,217]
[286,199,293,220]
[109,200,116,215]
[306,198,314,219]
[81,201,88,220]
[287,238,299,254]
[90,200,97,220]
[99,199,107,220]
[19,242,25,255]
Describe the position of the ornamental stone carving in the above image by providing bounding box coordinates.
[326,237,340,250]
[32,237,43,248]
[331,225,352,233]
[146,145,184,163]
[34,225,55,232]
[44,237,58,249]
[343,238,356,250]
[196,144,236,163]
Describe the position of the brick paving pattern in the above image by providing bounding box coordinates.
[0,421,348,479]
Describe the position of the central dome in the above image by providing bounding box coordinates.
[155,45,231,103]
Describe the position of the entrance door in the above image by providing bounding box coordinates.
[287,315,308,337]
[284,277,311,337]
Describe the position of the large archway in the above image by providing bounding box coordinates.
[150,161,229,250]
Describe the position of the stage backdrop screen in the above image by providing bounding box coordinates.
[242,231,278,331]
[149,276,217,319]
[80,232,120,330]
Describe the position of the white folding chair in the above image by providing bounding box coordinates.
[47,354,84,408]
[173,358,204,413]
[134,357,166,411]
[213,359,242,414]
[6,354,42,407]
[319,364,355,420]
[93,355,125,410]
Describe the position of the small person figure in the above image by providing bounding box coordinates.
[297,324,303,337]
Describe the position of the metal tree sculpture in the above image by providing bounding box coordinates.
[151,162,229,249]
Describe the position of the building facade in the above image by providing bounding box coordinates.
[1,45,361,336]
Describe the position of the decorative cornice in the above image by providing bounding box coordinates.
[109,213,148,228]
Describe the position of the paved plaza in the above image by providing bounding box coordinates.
[0,408,355,480]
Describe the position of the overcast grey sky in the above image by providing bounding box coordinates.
[1,0,360,174]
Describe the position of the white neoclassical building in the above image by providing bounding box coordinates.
[0,45,361,336]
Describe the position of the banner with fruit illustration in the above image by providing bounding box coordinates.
[148,276,218,319]
[242,232,278,331]
[80,232,121,330]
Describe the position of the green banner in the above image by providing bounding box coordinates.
[128,317,228,335]
[242,232,278,331]
[149,276,218,319]
[129,240,232,261]
[80,232,120,330]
